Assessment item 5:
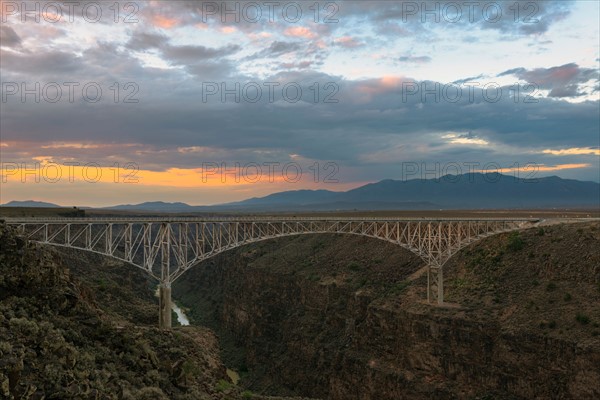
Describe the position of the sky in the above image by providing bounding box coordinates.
[0,0,599,207]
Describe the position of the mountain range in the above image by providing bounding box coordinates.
[2,173,599,212]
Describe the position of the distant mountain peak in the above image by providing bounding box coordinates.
[1,200,61,208]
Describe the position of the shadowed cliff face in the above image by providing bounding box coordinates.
[0,224,234,399]
[2,224,327,400]
[174,224,600,400]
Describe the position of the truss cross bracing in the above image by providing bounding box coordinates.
[5,217,540,328]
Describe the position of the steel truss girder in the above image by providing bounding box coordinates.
[8,218,536,308]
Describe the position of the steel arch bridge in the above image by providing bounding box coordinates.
[5,217,540,328]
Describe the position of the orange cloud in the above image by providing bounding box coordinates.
[220,26,237,34]
[356,76,404,99]
[442,134,489,146]
[284,26,316,39]
[542,147,600,156]
[151,15,179,29]
[1,164,314,188]
[40,143,102,149]
[498,163,592,173]
[334,36,362,48]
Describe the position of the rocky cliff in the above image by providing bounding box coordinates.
[174,222,600,399]
[0,224,316,400]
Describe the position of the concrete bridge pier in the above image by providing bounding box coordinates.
[158,283,172,328]
[427,265,444,304]
[159,222,172,328]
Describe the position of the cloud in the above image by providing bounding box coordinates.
[542,148,600,156]
[442,133,489,146]
[126,32,170,51]
[334,36,364,49]
[331,0,573,37]
[162,43,240,64]
[0,0,598,191]
[150,15,180,29]
[499,63,598,98]
[0,49,83,75]
[398,55,431,64]
[276,60,314,70]
[247,41,302,59]
[284,27,316,39]
[0,26,21,47]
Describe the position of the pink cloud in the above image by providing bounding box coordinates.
[151,15,179,29]
[284,26,316,39]
[220,26,237,34]
[334,36,363,48]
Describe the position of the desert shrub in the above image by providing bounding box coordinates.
[136,387,169,400]
[347,261,362,271]
[506,232,524,252]
[215,379,232,392]
[575,313,590,325]
[388,281,411,295]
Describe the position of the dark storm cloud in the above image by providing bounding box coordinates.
[0,49,83,75]
[0,2,596,182]
[124,29,241,76]
[499,63,599,98]
[162,44,240,64]
[0,26,21,47]
[2,67,598,165]
[126,32,170,51]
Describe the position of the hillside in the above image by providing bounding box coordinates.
[173,221,600,399]
[0,224,313,400]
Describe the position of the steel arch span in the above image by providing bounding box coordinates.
[5,217,540,328]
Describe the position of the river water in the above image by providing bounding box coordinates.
[154,287,190,326]
[172,302,190,325]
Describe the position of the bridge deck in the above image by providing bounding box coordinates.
[2,216,544,223]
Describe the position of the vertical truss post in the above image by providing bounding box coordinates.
[124,224,132,262]
[85,224,91,249]
[105,224,113,255]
